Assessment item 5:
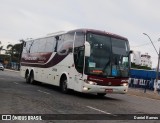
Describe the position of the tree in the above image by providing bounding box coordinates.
[5,44,13,54]
[5,43,23,70]
[12,43,22,63]
[6,43,22,63]
[131,62,151,70]
[0,46,3,54]
[0,41,3,54]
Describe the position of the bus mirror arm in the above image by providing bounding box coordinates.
[84,42,91,57]
[68,48,73,53]
[128,50,133,56]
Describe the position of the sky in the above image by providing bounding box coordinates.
[0,0,160,68]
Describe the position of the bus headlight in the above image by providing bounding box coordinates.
[83,86,89,91]
[88,81,97,85]
[121,83,128,86]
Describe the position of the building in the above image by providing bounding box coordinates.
[141,53,152,68]
[132,51,152,68]
[132,51,141,65]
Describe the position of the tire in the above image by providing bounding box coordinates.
[97,93,106,97]
[26,72,30,83]
[60,78,68,94]
[30,73,35,84]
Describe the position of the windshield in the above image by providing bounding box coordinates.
[85,33,130,77]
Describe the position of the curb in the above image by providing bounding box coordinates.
[4,69,20,73]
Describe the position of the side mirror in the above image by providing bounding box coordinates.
[84,42,91,57]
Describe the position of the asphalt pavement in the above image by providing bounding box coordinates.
[0,69,160,123]
[5,68,160,100]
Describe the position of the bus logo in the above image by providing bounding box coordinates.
[2,115,11,120]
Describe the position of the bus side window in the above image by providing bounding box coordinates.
[30,40,39,53]
[57,35,64,53]
[45,37,56,52]
[74,32,85,48]
[57,33,75,55]
[37,38,46,53]
[73,32,85,73]
[23,40,33,53]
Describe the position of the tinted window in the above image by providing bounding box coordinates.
[23,40,34,53]
[57,33,74,55]
[73,32,88,73]
[85,33,111,76]
[30,40,39,53]
[65,32,74,41]
[38,38,47,52]
[57,35,64,52]
[112,38,129,55]
[74,32,85,48]
[45,37,56,52]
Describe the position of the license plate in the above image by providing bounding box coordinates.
[105,89,113,93]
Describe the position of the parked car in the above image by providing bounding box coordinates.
[0,63,4,71]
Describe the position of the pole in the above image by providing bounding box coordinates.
[143,33,159,94]
[155,48,160,93]
[143,33,158,55]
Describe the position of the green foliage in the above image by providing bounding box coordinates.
[6,43,23,62]
[131,62,151,70]
[0,46,3,54]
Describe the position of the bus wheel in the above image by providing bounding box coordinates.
[97,93,106,97]
[26,72,30,83]
[30,73,35,84]
[60,78,68,94]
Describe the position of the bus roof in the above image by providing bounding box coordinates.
[68,28,128,41]
[25,28,128,42]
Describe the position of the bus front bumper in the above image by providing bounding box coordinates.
[82,84,128,94]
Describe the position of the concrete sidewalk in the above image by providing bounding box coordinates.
[127,87,160,100]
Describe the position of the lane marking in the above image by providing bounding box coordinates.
[14,82,19,84]
[86,106,116,116]
[38,90,51,95]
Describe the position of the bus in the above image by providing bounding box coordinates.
[20,29,131,96]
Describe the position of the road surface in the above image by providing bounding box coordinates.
[0,70,160,123]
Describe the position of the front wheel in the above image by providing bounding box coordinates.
[30,73,35,84]
[97,93,106,97]
[60,79,68,94]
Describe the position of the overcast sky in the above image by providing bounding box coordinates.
[0,0,160,68]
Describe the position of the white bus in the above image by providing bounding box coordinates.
[20,29,131,96]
